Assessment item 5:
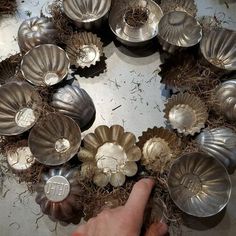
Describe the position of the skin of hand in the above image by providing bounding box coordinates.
[72,178,168,236]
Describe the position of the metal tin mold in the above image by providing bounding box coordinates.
[200,28,236,70]
[35,167,84,223]
[214,79,236,121]
[7,147,35,172]
[28,113,81,166]
[18,17,57,53]
[109,0,163,47]
[66,32,103,68]
[160,0,197,17]
[168,152,231,217]
[51,84,96,129]
[164,93,208,136]
[62,0,111,30]
[0,82,42,136]
[40,0,54,18]
[157,11,202,51]
[21,44,70,87]
[196,128,236,170]
[78,125,141,187]
[137,127,181,173]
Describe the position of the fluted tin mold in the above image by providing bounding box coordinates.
[137,127,182,173]
[109,0,163,46]
[214,79,236,121]
[35,167,84,223]
[196,128,236,170]
[160,0,197,17]
[164,93,208,136]
[51,84,95,129]
[28,113,81,166]
[158,11,202,50]
[66,32,103,68]
[0,82,42,136]
[78,125,141,187]
[18,17,57,53]
[168,152,231,217]
[21,44,70,86]
[63,0,111,30]
[40,0,54,18]
[200,28,236,70]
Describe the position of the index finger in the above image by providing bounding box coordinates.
[125,178,154,223]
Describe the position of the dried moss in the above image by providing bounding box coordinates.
[0,0,17,15]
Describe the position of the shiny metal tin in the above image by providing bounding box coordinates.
[158,11,202,52]
[18,17,57,53]
[51,84,95,129]
[196,128,236,170]
[137,127,181,173]
[62,0,111,30]
[21,44,70,87]
[200,28,236,70]
[0,82,42,136]
[168,152,231,217]
[160,0,197,17]
[214,79,236,121]
[35,167,84,223]
[78,125,141,187]
[7,147,35,171]
[66,32,103,68]
[28,113,81,166]
[109,0,163,46]
[164,93,208,136]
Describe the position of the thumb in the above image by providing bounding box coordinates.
[145,222,168,236]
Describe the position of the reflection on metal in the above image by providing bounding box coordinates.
[157,11,202,52]
[78,125,141,187]
[36,167,84,223]
[28,113,81,166]
[214,79,236,121]
[18,17,57,53]
[0,82,42,136]
[168,152,231,217]
[21,44,70,86]
[196,128,236,170]
[200,28,236,70]
[51,84,96,129]
[7,147,35,171]
[109,0,163,46]
[137,127,181,173]
[63,0,111,30]
[164,93,208,136]
[66,32,103,68]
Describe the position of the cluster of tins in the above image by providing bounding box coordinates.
[0,0,235,225]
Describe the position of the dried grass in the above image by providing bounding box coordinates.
[0,0,17,15]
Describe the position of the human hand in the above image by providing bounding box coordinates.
[72,178,168,236]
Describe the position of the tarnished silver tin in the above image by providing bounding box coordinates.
[28,113,81,166]
[51,84,95,129]
[21,44,70,87]
[62,0,111,30]
[7,147,35,171]
[109,0,163,46]
[200,28,236,70]
[66,32,103,68]
[35,167,84,223]
[196,128,236,170]
[78,125,141,187]
[160,0,197,17]
[157,11,202,52]
[168,152,231,217]
[18,17,57,53]
[0,82,42,136]
[40,0,54,18]
[164,93,208,136]
[214,79,236,121]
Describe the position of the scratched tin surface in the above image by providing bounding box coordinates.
[0,0,236,235]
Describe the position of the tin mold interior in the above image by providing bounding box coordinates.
[78,125,141,187]
[168,152,231,217]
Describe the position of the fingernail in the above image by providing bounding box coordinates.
[141,178,155,187]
